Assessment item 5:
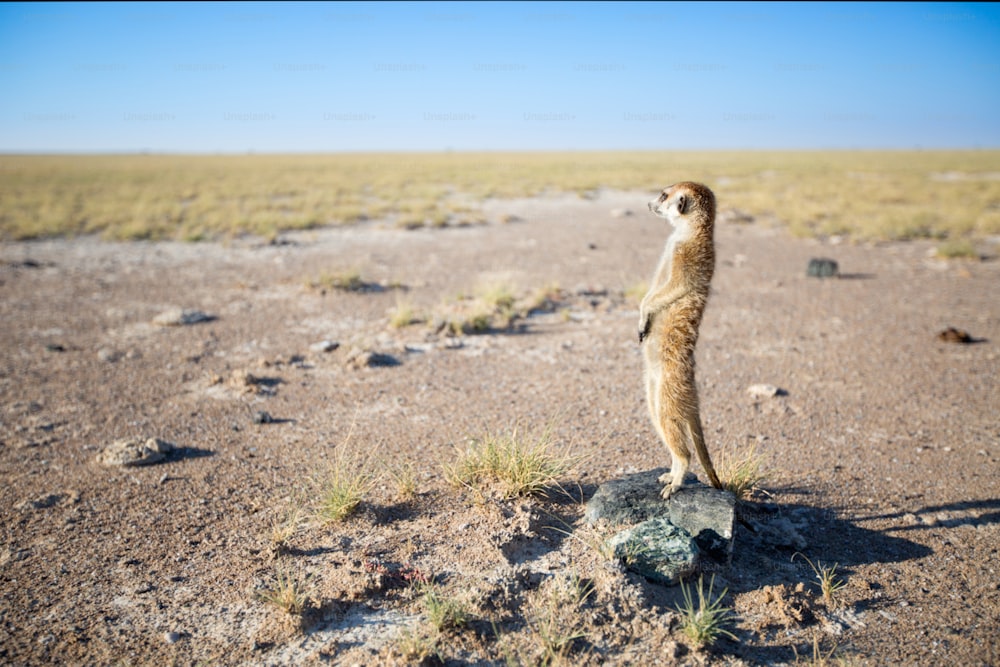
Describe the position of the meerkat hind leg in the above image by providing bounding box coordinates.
[655,417,691,499]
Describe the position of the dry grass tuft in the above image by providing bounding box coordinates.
[443,424,575,500]
[388,298,422,329]
[793,553,847,608]
[307,268,368,292]
[419,582,471,632]
[268,507,304,552]
[676,574,737,648]
[934,238,979,259]
[316,444,377,524]
[716,443,769,500]
[257,566,310,616]
[526,573,594,664]
[388,461,419,500]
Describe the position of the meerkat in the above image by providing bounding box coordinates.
[638,181,723,498]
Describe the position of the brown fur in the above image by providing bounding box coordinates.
[638,182,723,498]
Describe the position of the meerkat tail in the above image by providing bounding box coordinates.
[687,417,723,489]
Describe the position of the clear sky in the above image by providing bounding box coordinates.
[1,1,998,152]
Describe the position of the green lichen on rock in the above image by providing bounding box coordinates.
[607,518,700,585]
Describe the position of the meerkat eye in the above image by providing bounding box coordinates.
[676,194,688,214]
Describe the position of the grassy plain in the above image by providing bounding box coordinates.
[2,151,999,243]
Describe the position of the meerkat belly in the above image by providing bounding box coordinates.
[654,301,702,354]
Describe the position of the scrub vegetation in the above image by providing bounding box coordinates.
[3,151,998,244]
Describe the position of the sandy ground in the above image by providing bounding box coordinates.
[1,191,998,666]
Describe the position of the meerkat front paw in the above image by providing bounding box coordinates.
[638,311,651,343]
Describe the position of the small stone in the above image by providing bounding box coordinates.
[164,631,182,644]
[807,258,839,278]
[17,494,62,511]
[937,327,973,344]
[97,348,123,363]
[252,411,272,425]
[747,383,783,398]
[97,438,174,467]
[610,208,633,218]
[345,348,400,369]
[152,308,215,326]
[310,339,340,353]
[228,369,260,388]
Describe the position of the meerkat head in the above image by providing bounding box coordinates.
[647,181,716,227]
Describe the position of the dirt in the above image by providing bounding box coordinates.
[1,191,998,666]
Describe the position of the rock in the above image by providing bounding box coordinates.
[937,327,973,344]
[97,348,123,363]
[228,369,263,390]
[309,339,340,353]
[610,208,633,218]
[97,437,173,467]
[152,308,215,326]
[747,383,784,398]
[586,468,737,567]
[586,468,685,526]
[807,258,839,278]
[17,494,62,511]
[607,518,700,585]
[663,484,738,563]
[345,348,400,369]
[252,410,272,425]
[163,631,182,644]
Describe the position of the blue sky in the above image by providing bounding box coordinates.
[1,1,998,152]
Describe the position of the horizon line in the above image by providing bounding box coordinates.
[3,147,999,156]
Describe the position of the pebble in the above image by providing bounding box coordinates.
[164,631,182,644]
[345,348,400,369]
[152,308,215,327]
[610,208,633,218]
[228,369,260,389]
[937,327,973,344]
[17,494,62,512]
[309,339,340,353]
[97,437,174,467]
[747,383,783,398]
[252,411,273,425]
[97,348,123,363]
[807,257,839,278]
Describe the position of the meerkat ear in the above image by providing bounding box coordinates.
[676,194,688,215]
